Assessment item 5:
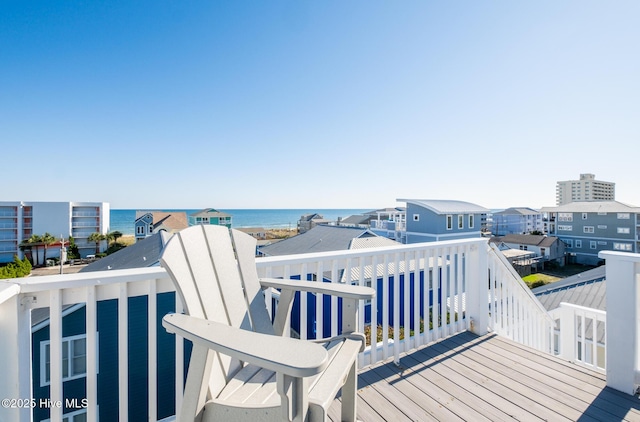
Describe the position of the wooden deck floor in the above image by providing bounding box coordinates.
[329,331,640,421]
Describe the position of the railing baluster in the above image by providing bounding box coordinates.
[432,247,440,342]
[412,249,420,349]
[330,260,338,337]
[393,252,400,363]
[456,245,463,332]
[440,247,448,338]
[86,285,98,422]
[148,279,157,422]
[50,289,63,422]
[402,251,410,354]
[370,255,378,364]
[316,261,323,341]
[382,254,389,360]
[300,263,308,340]
[118,283,128,421]
[175,295,184,418]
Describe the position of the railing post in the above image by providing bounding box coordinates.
[467,240,489,335]
[557,303,576,363]
[600,251,640,395]
[0,284,31,422]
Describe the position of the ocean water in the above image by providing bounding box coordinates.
[110,209,370,235]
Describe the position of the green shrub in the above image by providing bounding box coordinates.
[0,255,32,279]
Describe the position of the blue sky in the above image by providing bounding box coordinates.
[1,1,638,210]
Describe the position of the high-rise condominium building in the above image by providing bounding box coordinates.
[0,201,110,264]
[556,173,615,206]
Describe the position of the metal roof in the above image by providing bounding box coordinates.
[532,266,606,311]
[398,199,489,214]
[493,207,541,215]
[540,201,640,213]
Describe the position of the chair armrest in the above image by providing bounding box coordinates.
[260,278,375,300]
[162,313,328,377]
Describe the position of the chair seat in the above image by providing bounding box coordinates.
[203,336,363,419]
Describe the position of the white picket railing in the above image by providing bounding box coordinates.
[486,244,555,352]
[549,302,606,373]
[0,238,559,421]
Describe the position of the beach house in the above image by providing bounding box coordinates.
[541,200,640,265]
[399,199,489,243]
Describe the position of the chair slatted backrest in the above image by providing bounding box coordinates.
[160,225,275,396]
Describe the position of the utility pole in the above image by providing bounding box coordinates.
[59,235,66,275]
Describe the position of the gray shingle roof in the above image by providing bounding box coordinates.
[80,231,171,272]
[258,225,397,256]
[398,199,489,214]
[189,208,232,217]
[494,234,559,248]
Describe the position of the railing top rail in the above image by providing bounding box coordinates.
[15,267,168,293]
[0,282,20,305]
[553,301,607,317]
[256,238,489,267]
[599,250,640,263]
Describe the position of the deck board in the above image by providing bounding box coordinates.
[329,331,640,421]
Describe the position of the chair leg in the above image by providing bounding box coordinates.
[341,362,357,422]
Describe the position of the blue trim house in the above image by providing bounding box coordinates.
[541,201,640,265]
[398,199,489,243]
[30,233,188,421]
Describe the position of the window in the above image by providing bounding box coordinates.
[582,213,588,220]
[565,239,573,248]
[558,213,573,222]
[136,226,144,235]
[583,226,594,234]
[41,334,94,387]
[575,240,582,248]
[413,214,419,222]
[617,227,631,234]
[43,408,89,422]
[618,213,630,219]
[614,243,633,251]
[458,215,464,229]
[468,214,474,229]
[446,215,453,230]
[558,225,573,231]
[590,241,597,249]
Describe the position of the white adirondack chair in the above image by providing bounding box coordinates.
[160,224,375,422]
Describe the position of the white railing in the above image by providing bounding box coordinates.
[0,237,556,421]
[487,244,555,352]
[549,302,606,373]
[0,268,178,422]
[598,250,640,395]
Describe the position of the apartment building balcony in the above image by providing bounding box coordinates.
[1,239,639,421]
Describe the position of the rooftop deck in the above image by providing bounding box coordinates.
[2,240,640,421]
[329,331,640,422]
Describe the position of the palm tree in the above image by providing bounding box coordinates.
[87,232,105,255]
[27,234,43,266]
[110,230,123,244]
[19,238,35,266]
[40,232,57,264]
